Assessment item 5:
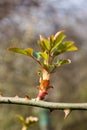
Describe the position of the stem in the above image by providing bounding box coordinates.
[0,97,87,110]
[37,69,51,100]
[31,56,42,67]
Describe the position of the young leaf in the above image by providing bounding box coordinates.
[39,52,48,61]
[8,47,27,55]
[61,41,78,51]
[25,48,41,60]
[63,41,74,47]
[38,40,46,51]
[39,35,50,51]
[24,48,33,56]
[48,35,54,48]
[8,47,41,61]
[39,35,47,51]
[55,59,71,67]
[54,30,64,40]
[52,41,78,57]
[51,31,66,51]
[51,44,65,57]
[43,39,50,50]
[66,45,78,51]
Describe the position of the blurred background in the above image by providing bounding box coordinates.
[0,0,87,130]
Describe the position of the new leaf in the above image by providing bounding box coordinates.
[55,59,71,67]
[8,48,27,55]
[51,31,66,51]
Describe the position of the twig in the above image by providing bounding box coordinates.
[0,97,87,111]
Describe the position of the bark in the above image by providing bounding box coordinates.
[0,97,87,111]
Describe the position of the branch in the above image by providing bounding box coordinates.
[0,97,87,111]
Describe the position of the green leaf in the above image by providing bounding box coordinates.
[66,45,78,51]
[51,41,78,57]
[48,35,54,48]
[39,35,47,51]
[8,47,41,60]
[8,47,27,55]
[24,48,33,56]
[61,41,78,51]
[25,48,41,60]
[43,39,50,50]
[51,44,65,56]
[56,59,71,67]
[39,52,48,61]
[63,41,74,47]
[51,31,66,51]
[38,40,46,51]
[38,35,50,51]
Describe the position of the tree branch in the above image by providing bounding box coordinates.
[0,97,87,111]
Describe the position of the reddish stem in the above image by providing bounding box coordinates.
[36,69,51,100]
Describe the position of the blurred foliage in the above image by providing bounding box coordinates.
[0,0,87,130]
[16,115,38,130]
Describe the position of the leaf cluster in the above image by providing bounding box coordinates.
[8,31,78,73]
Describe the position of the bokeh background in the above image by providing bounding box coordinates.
[0,0,87,130]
